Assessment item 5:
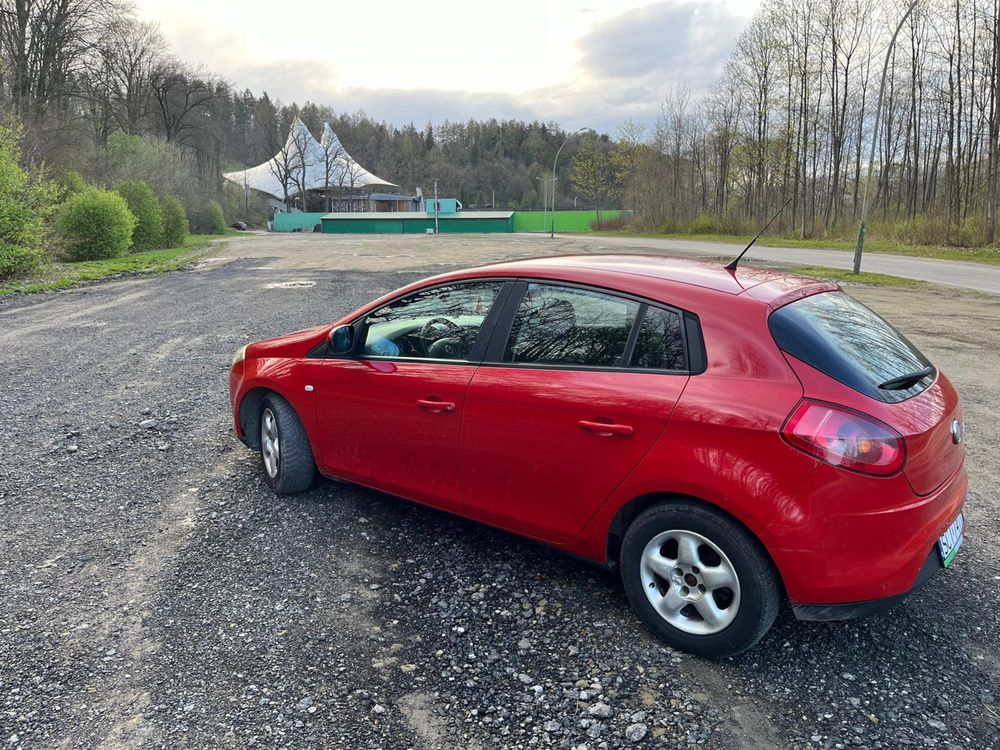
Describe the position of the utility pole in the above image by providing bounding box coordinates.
[853,0,919,273]
[551,127,587,238]
[433,179,440,235]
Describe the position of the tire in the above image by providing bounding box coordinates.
[258,394,316,494]
[620,501,779,658]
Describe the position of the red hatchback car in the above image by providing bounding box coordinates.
[229,255,967,656]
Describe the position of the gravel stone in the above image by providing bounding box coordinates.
[1,236,999,750]
[625,722,648,742]
[587,702,613,719]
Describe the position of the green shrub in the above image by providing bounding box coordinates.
[952,216,983,247]
[161,196,189,247]
[595,214,629,231]
[57,189,137,261]
[688,213,718,234]
[0,123,53,279]
[191,199,226,234]
[115,180,164,251]
[57,170,89,199]
[656,218,682,234]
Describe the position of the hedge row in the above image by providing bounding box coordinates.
[55,181,203,261]
[0,122,224,276]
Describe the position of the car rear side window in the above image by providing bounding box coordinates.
[630,306,686,371]
[504,283,640,367]
[768,291,933,403]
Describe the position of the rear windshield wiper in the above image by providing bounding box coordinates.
[878,366,935,391]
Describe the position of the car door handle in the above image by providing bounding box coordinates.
[417,399,456,413]
[578,420,634,437]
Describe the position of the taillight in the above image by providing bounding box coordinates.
[781,400,905,476]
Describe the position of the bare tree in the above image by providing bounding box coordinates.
[319,123,347,211]
[97,15,165,134]
[286,119,316,211]
[150,61,219,143]
[266,127,298,210]
[0,0,116,120]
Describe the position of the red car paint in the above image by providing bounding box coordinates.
[229,256,966,610]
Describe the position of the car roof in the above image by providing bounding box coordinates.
[451,254,838,305]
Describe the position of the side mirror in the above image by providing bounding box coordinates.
[329,324,356,355]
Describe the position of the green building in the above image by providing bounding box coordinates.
[321,211,514,234]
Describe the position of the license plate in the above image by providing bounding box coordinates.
[937,513,965,567]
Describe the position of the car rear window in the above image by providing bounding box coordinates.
[768,291,934,403]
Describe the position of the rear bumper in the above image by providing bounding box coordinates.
[766,461,967,605]
[791,543,946,621]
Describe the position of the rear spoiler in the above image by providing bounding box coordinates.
[765,281,841,311]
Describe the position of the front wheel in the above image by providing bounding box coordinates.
[620,501,779,658]
[259,394,316,494]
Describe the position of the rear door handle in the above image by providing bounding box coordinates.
[417,399,456,413]
[578,420,634,437]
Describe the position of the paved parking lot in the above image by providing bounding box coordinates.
[1,233,999,749]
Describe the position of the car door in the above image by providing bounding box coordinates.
[461,281,692,543]
[314,279,509,513]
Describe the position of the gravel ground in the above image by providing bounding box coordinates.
[1,235,999,750]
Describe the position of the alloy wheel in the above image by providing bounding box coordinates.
[639,529,741,635]
[261,407,280,478]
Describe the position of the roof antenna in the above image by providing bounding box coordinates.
[725,196,793,272]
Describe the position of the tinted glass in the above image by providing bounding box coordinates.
[504,283,639,367]
[631,306,686,370]
[769,291,933,403]
[362,281,503,360]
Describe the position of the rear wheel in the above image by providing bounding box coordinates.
[620,501,779,658]
[259,394,316,494]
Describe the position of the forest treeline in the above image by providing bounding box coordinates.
[0,0,594,221]
[1,0,999,249]
[608,0,1000,245]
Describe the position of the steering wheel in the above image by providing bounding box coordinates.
[419,317,462,354]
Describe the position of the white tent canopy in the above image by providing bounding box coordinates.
[223,118,397,201]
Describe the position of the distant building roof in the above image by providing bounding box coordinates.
[368,193,418,201]
[223,119,397,200]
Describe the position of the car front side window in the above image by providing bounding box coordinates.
[361,281,504,361]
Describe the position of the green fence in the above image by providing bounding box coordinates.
[272,213,326,232]
[321,215,514,234]
[512,210,627,233]
[276,210,624,233]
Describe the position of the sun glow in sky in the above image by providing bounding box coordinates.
[134,0,760,130]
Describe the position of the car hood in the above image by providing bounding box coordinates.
[247,325,330,359]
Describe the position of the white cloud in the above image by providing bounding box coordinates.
[134,0,757,130]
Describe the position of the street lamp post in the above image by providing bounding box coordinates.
[535,176,552,234]
[433,179,440,235]
[551,127,588,238]
[853,0,919,274]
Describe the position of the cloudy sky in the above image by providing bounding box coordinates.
[133,0,759,133]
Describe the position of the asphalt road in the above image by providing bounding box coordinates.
[1,235,999,750]
[561,234,1000,294]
